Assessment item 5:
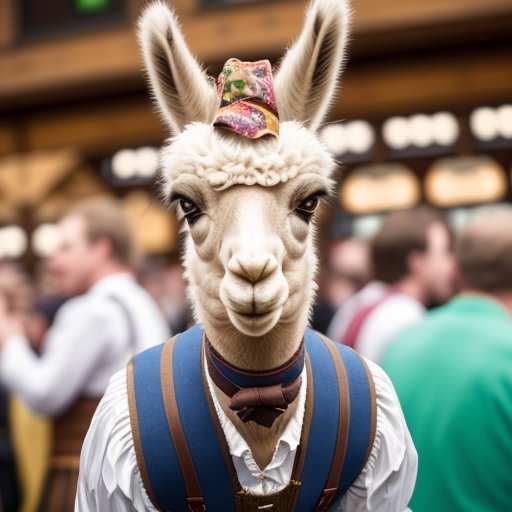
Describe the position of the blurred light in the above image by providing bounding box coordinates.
[409,114,433,147]
[382,117,410,150]
[75,0,110,14]
[425,156,506,207]
[496,104,512,139]
[340,163,420,214]
[319,124,347,155]
[352,215,383,240]
[0,226,27,259]
[135,147,160,178]
[431,112,459,146]
[33,224,61,258]
[112,149,137,179]
[470,107,498,141]
[447,207,474,232]
[345,120,375,154]
[383,112,459,150]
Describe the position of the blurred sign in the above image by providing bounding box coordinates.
[382,111,459,159]
[319,120,375,163]
[340,164,420,214]
[103,147,160,187]
[425,156,507,207]
[470,105,512,151]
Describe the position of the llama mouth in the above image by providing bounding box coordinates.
[231,309,277,319]
[229,299,287,320]
[228,305,284,326]
[227,305,284,337]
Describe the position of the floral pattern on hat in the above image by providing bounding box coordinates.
[213,58,279,139]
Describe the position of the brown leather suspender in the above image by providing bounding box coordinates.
[313,336,351,512]
[161,337,206,512]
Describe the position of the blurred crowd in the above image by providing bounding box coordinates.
[0,198,188,512]
[0,196,512,511]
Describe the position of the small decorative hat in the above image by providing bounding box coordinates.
[213,58,280,139]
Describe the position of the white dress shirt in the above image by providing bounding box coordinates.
[0,273,170,416]
[75,353,417,511]
[327,281,425,363]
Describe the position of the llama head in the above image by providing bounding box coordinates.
[139,0,350,340]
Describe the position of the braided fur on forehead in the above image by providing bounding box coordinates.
[160,121,336,195]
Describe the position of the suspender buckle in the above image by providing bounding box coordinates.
[187,497,206,512]
[315,487,337,512]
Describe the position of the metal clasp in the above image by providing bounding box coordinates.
[187,497,206,512]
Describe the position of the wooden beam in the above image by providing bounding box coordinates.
[9,48,510,155]
[0,28,141,106]
[353,0,512,32]
[24,100,165,154]
[0,125,17,156]
[336,47,512,119]
[1,0,511,106]
[0,0,15,48]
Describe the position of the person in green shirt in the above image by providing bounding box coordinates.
[382,206,512,512]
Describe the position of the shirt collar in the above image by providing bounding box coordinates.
[205,360,307,460]
[88,273,135,295]
[446,293,510,319]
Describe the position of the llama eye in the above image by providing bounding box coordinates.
[179,198,197,214]
[176,197,202,224]
[295,194,321,222]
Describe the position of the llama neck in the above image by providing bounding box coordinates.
[205,315,308,469]
[201,289,312,468]
[203,315,308,371]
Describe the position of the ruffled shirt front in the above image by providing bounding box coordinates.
[75,357,417,511]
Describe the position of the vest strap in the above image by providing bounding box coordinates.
[342,289,397,348]
[314,335,351,511]
[161,337,206,511]
[127,357,163,511]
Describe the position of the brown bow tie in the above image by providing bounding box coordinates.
[229,378,302,427]
[205,343,303,428]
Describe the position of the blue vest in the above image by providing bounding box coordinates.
[127,324,376,511]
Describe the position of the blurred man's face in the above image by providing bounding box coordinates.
[421,222,456,304]
[47,215,99,296]
[325,238,372,308]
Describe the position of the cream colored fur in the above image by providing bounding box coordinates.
[139,0,351,469]
[138,1,217,133]
[274,0,352,130]
[160,122,335,193]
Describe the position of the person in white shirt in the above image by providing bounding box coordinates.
[328,206,456,363]
[0,198,170,512]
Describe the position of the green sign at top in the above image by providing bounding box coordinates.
[75,0,110,14]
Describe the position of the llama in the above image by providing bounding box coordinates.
[76,0,417,510]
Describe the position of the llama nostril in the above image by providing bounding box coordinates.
[228,254,278,284]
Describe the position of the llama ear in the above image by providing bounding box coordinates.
[138,2,218,134]
[274,0,352,131]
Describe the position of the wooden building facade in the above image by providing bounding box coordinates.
[0,0,511,260]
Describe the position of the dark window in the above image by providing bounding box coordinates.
[20,0,126,39]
